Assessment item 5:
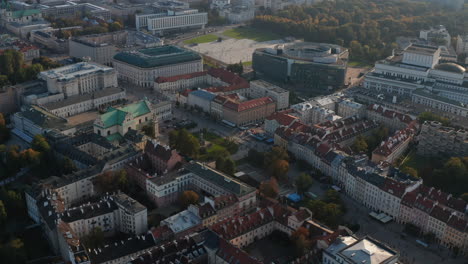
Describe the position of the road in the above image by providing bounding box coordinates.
[341,194,465,264]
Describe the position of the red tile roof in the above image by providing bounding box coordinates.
[372,127,414,157]
[447,215,467,232]
[155,71,207,83]
[381,178,407,198]
[223,97,275,112]
[430,205,451,222]
[266,111,298,126]
[216,238,262,264]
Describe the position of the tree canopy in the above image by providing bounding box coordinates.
[251,0,468,63]
[179,190,199,208]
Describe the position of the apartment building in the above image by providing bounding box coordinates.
[371,127,415,164]
[366,104,416,132]
[211,96,276,126]
[155,68,250,99]
[145,162,257,211]
[211,203,311,248]
[126,141,183,190]
[264,110,299,136]
[250,79,289,110]
[113,45,203,87]
[417,121,468,157]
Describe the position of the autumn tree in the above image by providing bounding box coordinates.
[259,178,279,198]
[179,190,199,208]
[295,173,313,194]
[94,170,129,193]
[291,227,311,257]
[401,166,418,178]
[271,159,289,181]
[0,200,6,224]
[0,113,10,144]
[32,134,51,153]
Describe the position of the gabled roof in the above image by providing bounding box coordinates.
[223,97,274,112]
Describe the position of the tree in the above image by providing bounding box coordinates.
[291,227,311,257]
[108,21,123,32]
[0,75,9,88]
[401,166,418,178]
[95,171,118,193]
[215,156,225,170]
[460,193,468,203]
[179,190,199,208]
[351,135,368,153]
[32,135,51,153]
[271,159,289,181]
[142,124,155,138]
[0,200,6,224]
[296,173,313,194]
[264,146,289,168]
[83,227,104,249]
[259,178,279,198]
[0,113,10,144]
[226,62,243,75]
[247,149,265,167]
[61,157,77,174]
[322,203,343,228]
[223,158,236,175]
[418,111,450,126]
[170,129,200,158]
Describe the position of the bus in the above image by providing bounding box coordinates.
[221,119,236,128]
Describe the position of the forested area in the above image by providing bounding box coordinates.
[253,0,468,63]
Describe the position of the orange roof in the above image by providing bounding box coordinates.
[223,97,275,112]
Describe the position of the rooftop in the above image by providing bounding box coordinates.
[95,100,152,129]
[113,45,201,68]
[39,62,114,82]
[161,209,201,234]
[338,237,398,264]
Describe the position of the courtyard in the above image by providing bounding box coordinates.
[244,231,295,264]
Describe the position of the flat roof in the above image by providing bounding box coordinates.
[113,45,201,68]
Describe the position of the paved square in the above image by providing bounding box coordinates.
[186,38,285,64]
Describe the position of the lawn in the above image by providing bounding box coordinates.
[222,27,281,42]
[242,61,252,67]
[183,34,218,44]
[401,151,433,171]
[348,60,374,68]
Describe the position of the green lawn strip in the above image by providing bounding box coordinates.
[222,27,281,42]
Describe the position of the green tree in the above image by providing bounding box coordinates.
[351,135,368,153]
[222,158,236,175]
[0,113,10,144]
[32,135,51,153]
[295,173,313,194]
[401,166,418,178]
[0,75,10,88]
[83,227,104,249]
[179,190,199,208]
[460,193,468,203]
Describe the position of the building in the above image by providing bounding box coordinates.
[36,192,148,264]
[411,89,468,118]
[155,68,250,99]
[41,87,126,118]
[211,202,311,248]
[218,5,255,24]
[371,127,415,164]
[39,1,111,20]
[187,89,217,113]
[264,110,299,135]
[337,99,365,118]
[160,209,203,238]
[456,34,468,56]
[323,236,399,264]
[0,3,43,26]
[253,41,349,93]
[145,162,256,210]
[94,99,157,141]
[30,28,68,53]
[366,104,415,132]
[69,31,163,66]
[0,35,40,61]
[135,9,207,36]
[417,121,468,157]
[126,141,183,190]
[363,44,468,116]
[214,96,276,126]
[250,79,289,110]
[419,25,451,46]
[38,62,118,98]
[113,45,203,87]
